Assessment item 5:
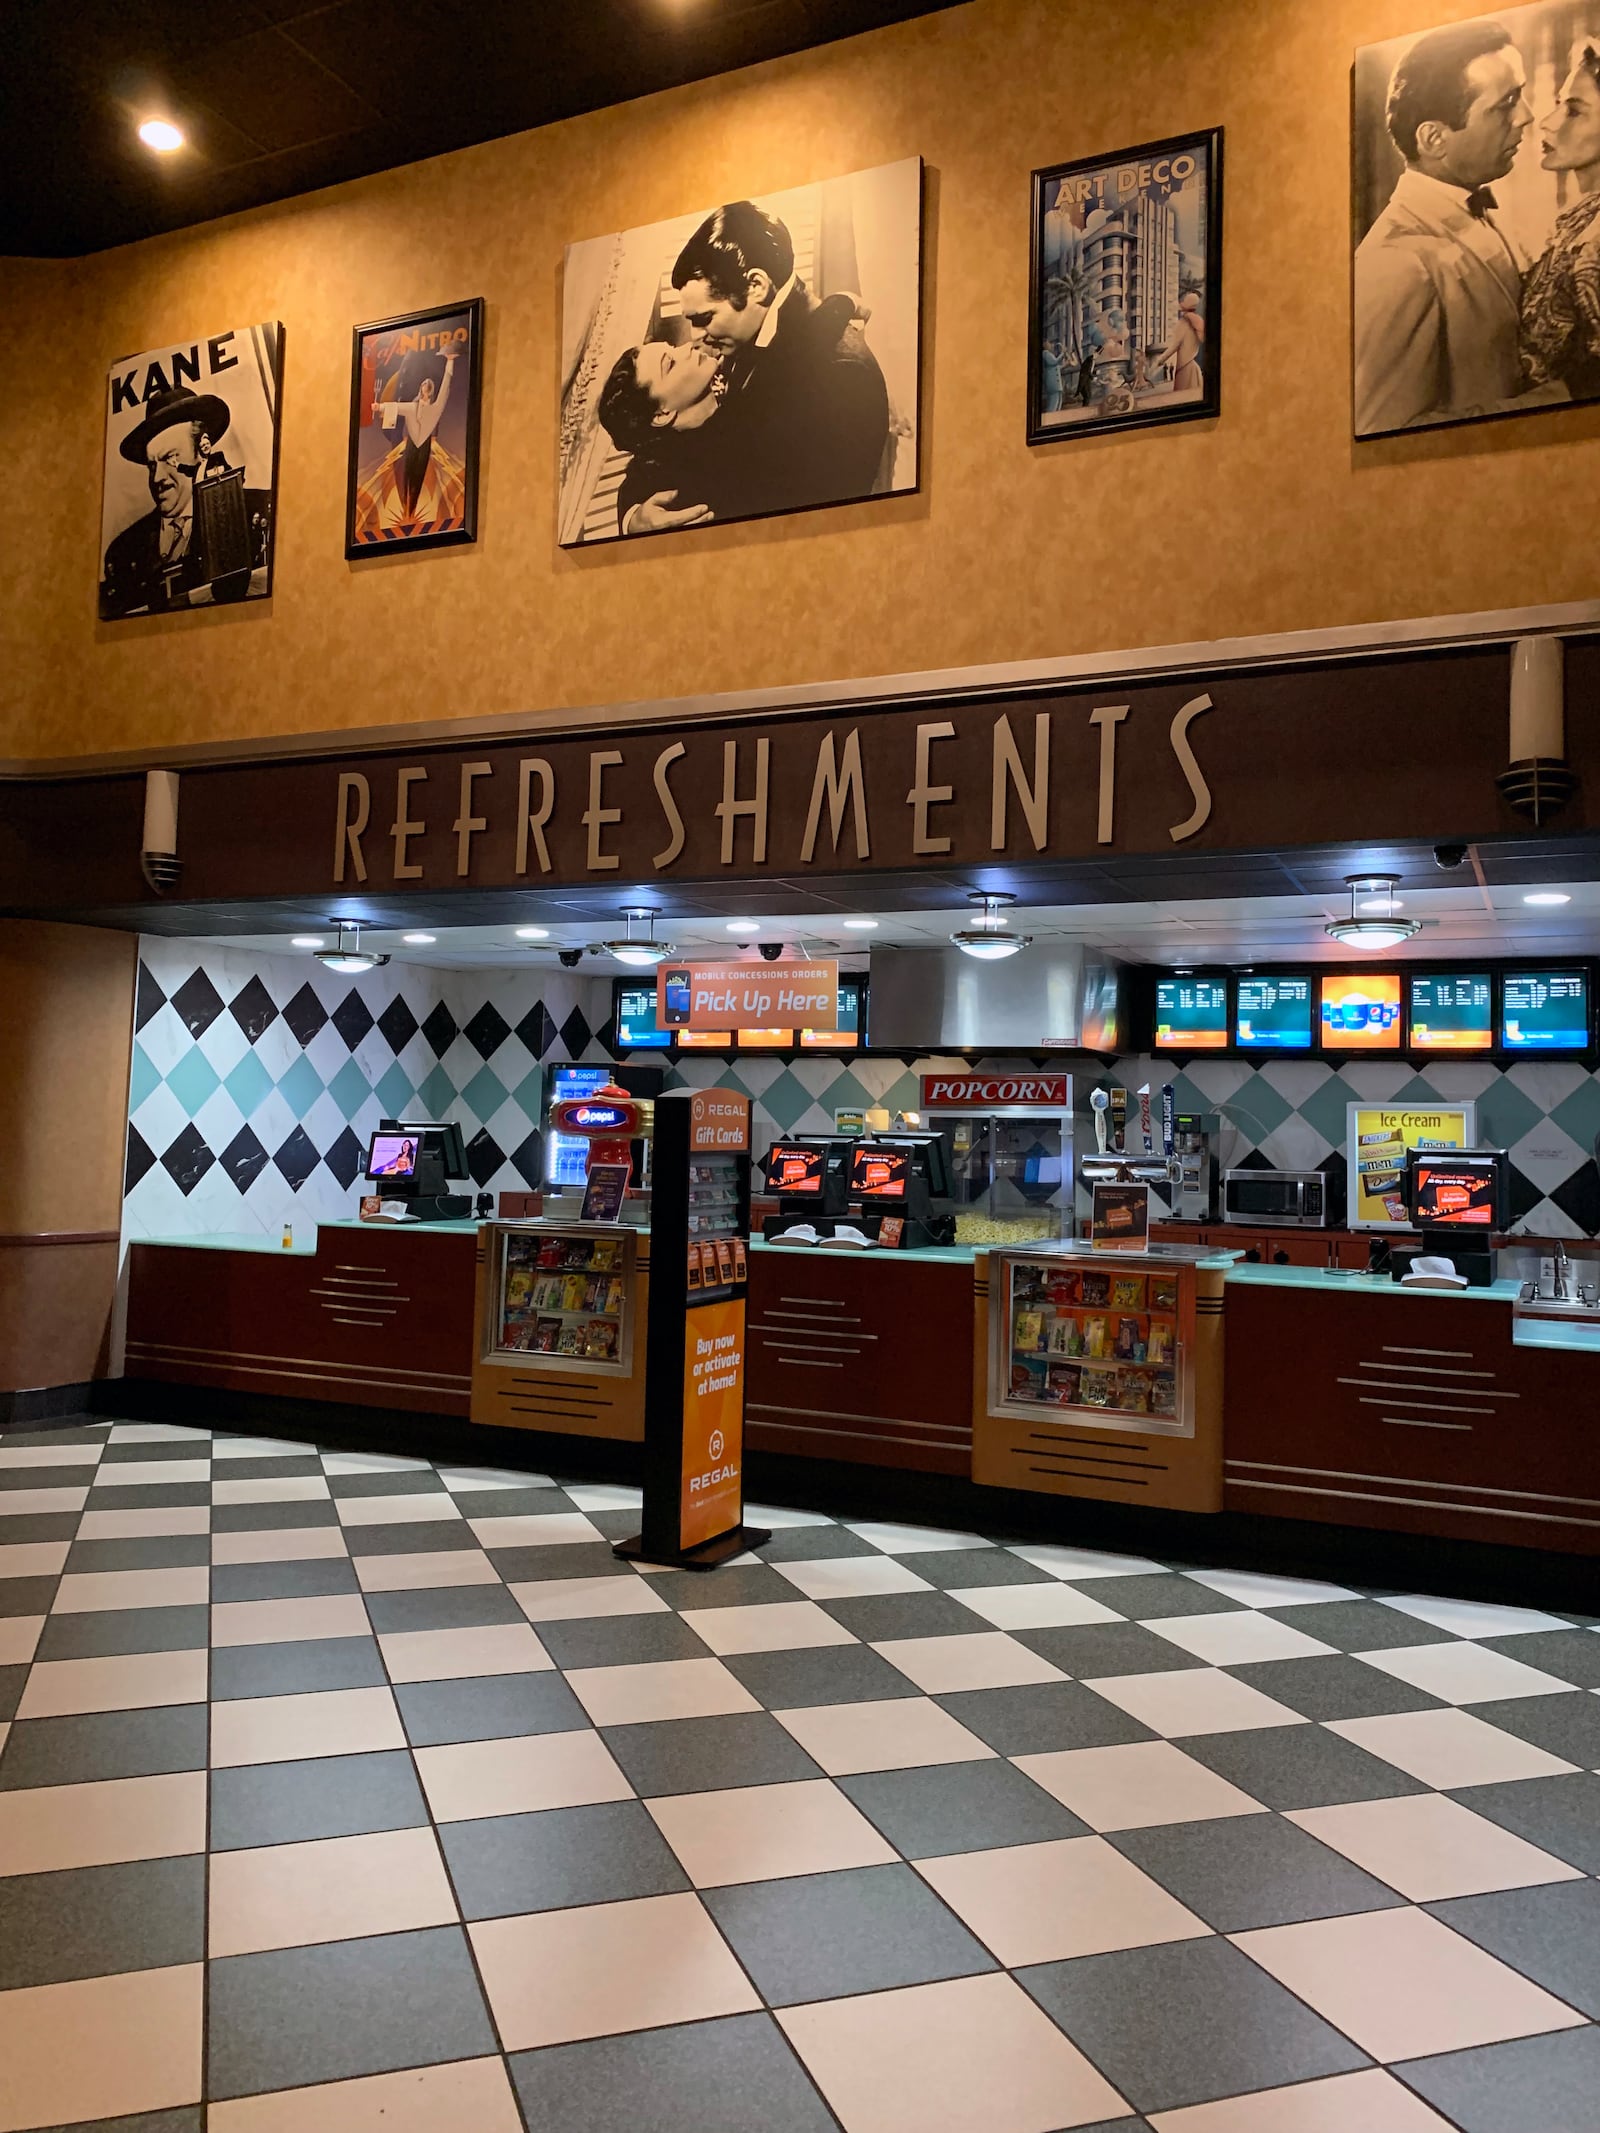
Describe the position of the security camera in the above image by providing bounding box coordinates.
[1433,842,1469,870]
[557,947,584,968]
[758,942,785,962]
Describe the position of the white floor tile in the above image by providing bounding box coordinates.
[210,1686,404,1768]
[681,1600,857,1656]
[78,1507,211,1541]
[873,1632,1065,1695]
[211,1528,347,1565]
[1375,1594,1576,1639]
[0,1488,90,1518]
[773,1697,994,1775]
[212,1594,371,1647]
[212,1476,330,1506]
[946,1582,1121,1630]
[562,1483,642,1511]
[466,1513,601,1549]
[1288,1793,1582,1902]
[416,1730,633,1823]
[1141,1611,1337,1666]
[1328,1708,1579,1789]
[378,1623,552,1683]
[211,1437,317,1459]
[437,1468,555,1491]
[774,1556,931,1601]
[53,1567,210,1614]
[1009,1543,1165,1580]
[0,1617,42,1665]
[0,1442,103,1467]
[918,1834,1210,1966]
[208,1825,456,1957]
[510,1575,668,1624]
[354,1549,501,1592]
[321,1452,431,1475]
[0,1541,69,1579]
[1014,1742,1268,1833]
[846,1521,994,1555]
[0,1963,202,2129]
[565,1657,760,1727]
[93,1460,208,1488]
[335,1492,464,1528]
[18,1648,210,1719]
[648,1777,897,1887]
[0,1770,207,1877]
[744,1502,835,1528]
[1356,1641,1578,1705]
[1082,1668,1308,1738]
[1180,1570,1357,1609]
[107,1425,208,1446]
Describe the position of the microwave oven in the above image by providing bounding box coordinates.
[1222,1169,1330,1227]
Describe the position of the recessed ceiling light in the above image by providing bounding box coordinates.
[842,918,879,931]
[1523,892,1571,907]
[951,891,1031,961]
[515,926,550,939]
[726,920,760,935]
[137,118,184,153]
[1325,875,1419,950]
[290,935,325,949]
[401,933,436,945]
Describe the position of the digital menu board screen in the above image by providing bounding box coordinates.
[1320,972,1403,1050]
[1154,977,1228,1050]
[1502,970,1590,1051]
[1235,975,1313,1049]
[801,976,863,1050]
[614,983,673,1050]
[1408,973,1492,1053]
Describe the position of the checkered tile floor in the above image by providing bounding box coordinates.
[1,1424,1598,2131]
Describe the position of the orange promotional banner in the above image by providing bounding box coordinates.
[658,961,838,1032]
[679,1297,745,1551]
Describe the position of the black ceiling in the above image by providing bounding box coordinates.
[5,0,956,258]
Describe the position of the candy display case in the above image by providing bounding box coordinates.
[471,1220,648,1439]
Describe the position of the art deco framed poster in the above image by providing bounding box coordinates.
[557,158,921,545]
[99,321,283,621]
[345,297,484,556]
[1354,6,1600,439]
[1027,130,1223,444]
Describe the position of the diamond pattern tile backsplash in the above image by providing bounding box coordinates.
[124,940,1600,1240]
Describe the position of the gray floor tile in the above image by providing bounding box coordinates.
[1428,1880,1600,2018]
[1011,1621,1209,1680]
[1478,1690,1600,1766]
[0,1464,95,1493]
[537,1612,713,1671]
[212,1499,339,1534]
[484,1542,631,1582]
[207,1926,498,2098]
[412,1482,567,1517]
[721,1643,923,1710]
[705,1862,996,2005]
[210,1557,359,1603]
[442,1800,689,1919]
[0,1574,58,1616]
[210,1749,427,1850]
[344,1515,479,1556]
[1019,1937,1369,2116]
[899,1547,1054,1590]
[0,1706,209,1790]
[0,1855,204,1989]
[646,1565,798,1613]
[27,2113,200,2133]
[840,1758,1089,1856]
[97,1444,207,1469]
[934,1682,1159,1755]
[600,1712,823,1797]
[1178,1725,1430,1810]
[0,1513,81,1544]
[64,1535,211,1574]
[0,1664,29,1718]
[752,1525,873,1565]
[36,1605,210,1661]
[1110,1812,1404,1932]
[1086,1574,1248,1621]
[210,1635,386,1701]
[82,1482,209,1510]
[362,1583,524,1635]
[1224,1655,1446,1721]
[215,1455,324,1484]
[395,1670,590,1747]
[0,1424,108,1447]
[583,1506,647,1542]
[1395,2024,1600,2133]
[1267,1599,1458,1651]
[1450,1772,1600,1874]
[1478,1628,1600,1689]
[325,1469,449,1500]
[821,1591,992,1642]
[509,2013,839,2133]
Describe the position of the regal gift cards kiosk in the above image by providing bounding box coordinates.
[616,1090,770,1569]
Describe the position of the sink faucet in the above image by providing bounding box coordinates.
[1553,1239,1571,1302]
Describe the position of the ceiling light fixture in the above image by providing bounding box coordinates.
[137,118,185,153]
[601,907,677,968]
[290,935,325,949]
[1523,891,1572,907]
[951,891,1032,961]
[1325,875,1420,951]
[725,920,760,935]
[401,933,436,945]
[315,922,389,976]
[842,918,879,931]
[515,926,550,940]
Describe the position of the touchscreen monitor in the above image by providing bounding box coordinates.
[1409,973,1492,1052]
[1320,972,1402,1050]
[1502,970,1589,1051]
[366,1131,419,1181]
[851,1144,912,1197]
[1235,974,1313,1049]
[1407,1151,1507,1229]
[1154,976,1227,1050]
[769,1145,826,1195]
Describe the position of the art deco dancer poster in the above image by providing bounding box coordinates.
[346,299,484,555]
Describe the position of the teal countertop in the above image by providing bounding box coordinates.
[1511,1314,1600,1354]
[751,1237,982,1267]
[134,1219,479,1255]
[1223,1265,1524,1304]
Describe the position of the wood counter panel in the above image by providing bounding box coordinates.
[126,1228,476,1416]
[1224,1283,1600,1554]
[746,1253,974,1475]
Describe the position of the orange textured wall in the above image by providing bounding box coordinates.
[2,0,1598,765]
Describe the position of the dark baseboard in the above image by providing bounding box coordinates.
[0,1381,99,1426]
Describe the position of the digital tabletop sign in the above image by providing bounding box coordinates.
[1502,970,1590,1052]
[1408,972,1492,1053]
[1320,972,1402,1050]
[1154,977,1228,1050]
[1235,974,1313,1049]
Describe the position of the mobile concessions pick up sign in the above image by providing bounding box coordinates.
[659,961,837,1034]
[921,1074,1071,1109]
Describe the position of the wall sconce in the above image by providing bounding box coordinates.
[1498,636,1575,826]
[141,770,181,893]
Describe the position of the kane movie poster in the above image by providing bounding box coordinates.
[98,322,282,622]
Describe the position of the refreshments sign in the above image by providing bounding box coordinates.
[921,1074,1070,1109]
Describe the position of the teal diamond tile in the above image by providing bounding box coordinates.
[760,1070,819,1133]
[276,1055,325,1119]
[223,1051,274,1118]
[416,1063,457,1118]
[1551,1076,1600,1157]
[1477,1078,1545,1151]
[375,1062,414,1118]
[822,1068,874,1118]
[510,1067,545,1118]
[1294,1073,1359,1150]
[1392,1072,1447,1105]
[165,1047,220,1115]
[1218,1074,1293,1142]
[326,1057,372,1120]
[878,1069,923,1116]
[462,1065,509,1121]
[128,1041,161,1112]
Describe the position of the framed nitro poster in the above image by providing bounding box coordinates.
[345,297,483,556]
[1028,129,1223,443]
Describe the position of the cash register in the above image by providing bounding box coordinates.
[1392,1148,1507,1287]
[364,1120,473,1222]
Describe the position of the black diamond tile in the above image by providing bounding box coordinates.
[463,1000,511,1059]
[282,981,330,1049]
[160,1122,215,1197]
[134,960,167,1031]
[1550,1163,1600,1235]
[1506,1162,1545,1228]
[323,1124,367,1191]
[227,974,279,1044]
[170,967,225,1038]
[212,1557,357,1603]
[466,1127,504,1187]
[377,993,420,1054]
[363,1584,525,1635]
[515,1001,558,1059]
[559,1006,593,1059]
[218,1124,270,1193]
[65,1535,210,1575]
[508,1127,544,1189]
[1086,1573,1247,1620]
[900,1547,1053,1591]
[421,1001,458,1056]
[125,1122,158,1195]
[331,989,375,1051]
[273,1124,320,1192]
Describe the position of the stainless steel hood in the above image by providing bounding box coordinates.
[868,944,1124,1051]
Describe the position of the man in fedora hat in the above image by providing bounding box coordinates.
[100,384,273,619]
